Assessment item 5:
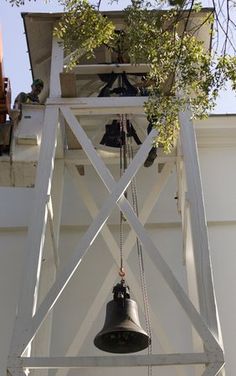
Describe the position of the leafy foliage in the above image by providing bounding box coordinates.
[6,0,44,5]
[6,0,236,152]
[6,0,32,5]
[54,0,115,68]
[124,3,216,151]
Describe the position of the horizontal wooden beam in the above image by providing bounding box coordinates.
[65,148,177,165]
[73,63,150,75]
[46,97,147,115]
[18,353,211,369]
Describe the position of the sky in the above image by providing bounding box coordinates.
[0,0,236,113]
[1,0,63,100]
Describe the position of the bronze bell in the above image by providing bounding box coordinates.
[94,281,150,353]
[100,119,142,148]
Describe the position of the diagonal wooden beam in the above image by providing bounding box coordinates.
[16,121,154,356]
[16,107,222,362]
[7,369,27,376]
[201,362,225,376]
[60,107,222,354]
[62,163,186,376]
[67,161,174,263]
[122,162,174,256]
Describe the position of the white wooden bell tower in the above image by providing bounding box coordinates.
[5,10,224,376]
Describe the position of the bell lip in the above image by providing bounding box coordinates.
[95,323,149,337]
[94,330,151,354]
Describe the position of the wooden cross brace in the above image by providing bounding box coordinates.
[8,105,224,376]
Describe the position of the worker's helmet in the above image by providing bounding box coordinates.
[32,79,44,89]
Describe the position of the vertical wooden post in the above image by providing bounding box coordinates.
[7,106,59,374]
[31,160,64,376]
[8,33,64,371]
[49,37,64,98]
[179,108,222,346]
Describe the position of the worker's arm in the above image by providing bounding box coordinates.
[13,92,28,110]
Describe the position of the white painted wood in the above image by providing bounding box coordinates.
[125,271,188,376]
[67,158,171,280]
[61,152,168,373]
[176,142,203,372]
[7,368,27,376]
[13,105,45,142]
[73,63,150,75]
[55,264,116,368]
[185,202,202,350]
[67,164,119,265]
[60,106,154,194]
[7,102,223,375]
[179,108,223,344]
[60,107,222,354]
[7,106,59,361]
[30,225,57,375]
[16,136,39,145]
[65,149,177,165]
[116,195,222,354]
[181,196,189,265]
[55,114,65,159]
[64,163,186,376]
[17,125,155,355]
[201,362,225,376]
[60,168,183,372]
[19,353,210,368]
[123,162,174,252]
[49,37,64,98]
[47,97,147,115]
[176,142,184,215]
[17,107,221,359]
[63,49,85,66]
[50,160,65,268]
[54,262,186,376]
[47,199,60,269]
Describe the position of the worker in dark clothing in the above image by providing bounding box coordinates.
[14,78,44,110]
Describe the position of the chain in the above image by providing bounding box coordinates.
[118,114,127,279]
[126,120,153,376]
[118,115,152,376]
